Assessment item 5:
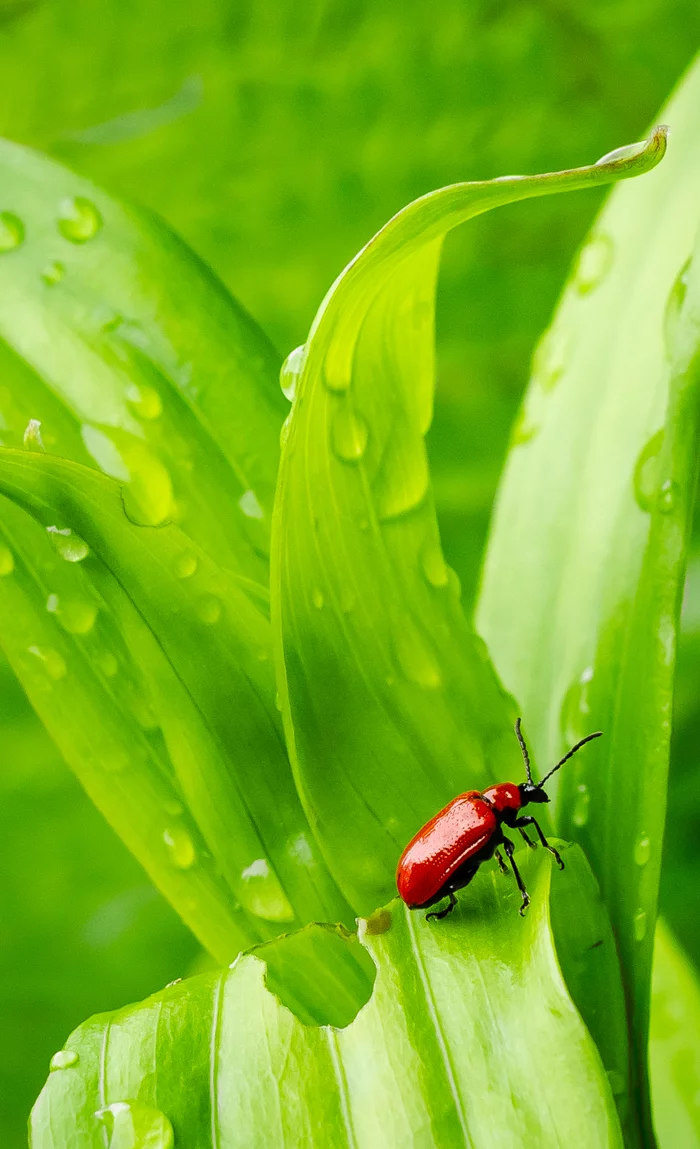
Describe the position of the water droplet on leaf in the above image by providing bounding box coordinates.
[0,545,14,575]
[125,383,162,420]
[421,540,449,588]
[0,211,23,252]
[280,344,304,402]
[57,196,102,244]
[633,908,647,941]
[121,448,172,526]
[97,651,118,677]
[238,489,264,519]
[28,645,67,680]
[573,234,613,294]
[174,553,197,579]
[332,406,368,462]
[41,260,65,286]
[240,857,295,922]
[23,418,45,451]
[46,594,97,635]
[312,587,324,610]
[196,595,222,625]
[634,835,651,866]
[95,1100,174,1149]
[50,1049,79,1071]
[393,621,441,689]
[572,783,590,827]
[657,478,678,514]
[511,409,539,445]
[560,666,594,745]
[633,430,664,512]
[163,825,196,869]
[664,257,691,354]
[324,345,352,393]
[46,526,89,563]
[533,326,570,392]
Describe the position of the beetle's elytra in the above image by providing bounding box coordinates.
[396,719,602,920]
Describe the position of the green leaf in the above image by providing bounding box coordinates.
[0,448,354,947]
[271,126,668,915]
[650,920,700,1148]
[476,59,700,1139]
[30,849,624,1149]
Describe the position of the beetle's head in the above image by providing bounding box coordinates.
[518,782,549,806]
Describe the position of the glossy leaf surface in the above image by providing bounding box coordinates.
[30,849,624,1149]
[272,126,668,915]
[477,57,700,1132]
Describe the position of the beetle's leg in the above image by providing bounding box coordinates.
[518,827,536,850]
[495,849,508,875]
[426,890,457,922]
[515,816,564,870]
[503,835,530,916]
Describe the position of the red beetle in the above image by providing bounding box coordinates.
[396,719,602,920]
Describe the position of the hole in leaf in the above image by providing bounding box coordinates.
[256,921,376,1028]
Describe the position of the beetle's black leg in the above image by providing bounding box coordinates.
[495,849,508,875]
[518,828,536,849]
[503,835,530,915]
[515,816,564,870]
[426,890,457,922]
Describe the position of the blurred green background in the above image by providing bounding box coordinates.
[2,2,700,1144]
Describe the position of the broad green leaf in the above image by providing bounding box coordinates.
[30,849,624,1149]
[0,449,354,948]
[650,920,700,1148]
[271,126,668,915]
[476,56,700,1133]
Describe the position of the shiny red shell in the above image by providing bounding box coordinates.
[396,784,522,909]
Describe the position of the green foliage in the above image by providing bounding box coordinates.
[31,851,624,1149]
[476,59,700,1132]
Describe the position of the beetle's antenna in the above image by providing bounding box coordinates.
[537,731,603,788]
[514,718,534,785]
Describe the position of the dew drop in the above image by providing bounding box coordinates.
[664,257,691,353]
[634,835,651,867]
[125,383,162,421]
[238,489,264,519]
[23,418,45,451]
[312,587,324,610]
[57,196,102,244]
[657,478,678,514]
[28,645,67,680]
[196,594,222,625]
[95,1100,174,1149]
[572,783,590,827]
[0,544,14,575]
[633,430,664,512]
[50,1049,78,1071]
[280,411,292,449]
[560,666,594,745]
[633,908,648,942]
[332,406,368,463]
[239,857,295,922]
[275,691,282,711]
[46,525,89,563]
[421,540,449,588]
[393,621,441,690]
[46,594,98,635]
[174,552,197,579]
[511,409,539,446]
[0,211,24,252]
[532,326,570,392]
[573,234,613,295]
[596,139,647,166]
[121,448,172,527]
[163,825,196,870]
[280,344,305,402]
[41,259,65,286]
